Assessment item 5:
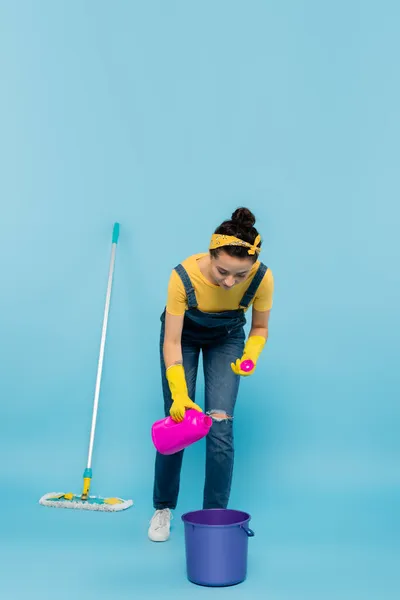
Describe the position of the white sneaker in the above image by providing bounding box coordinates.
[148,509,173,542]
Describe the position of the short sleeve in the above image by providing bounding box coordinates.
[166,269,187,316]
[253,268,274,311]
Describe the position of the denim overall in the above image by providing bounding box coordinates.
[153,261,268,510]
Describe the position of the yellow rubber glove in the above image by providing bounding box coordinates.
[231,335,266,376]
[166,364,203,422]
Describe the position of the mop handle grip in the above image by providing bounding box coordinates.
[112,222,120,244]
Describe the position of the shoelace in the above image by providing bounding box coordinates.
[152,509,173,529]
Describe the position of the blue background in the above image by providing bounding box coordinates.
[0,1,399,598]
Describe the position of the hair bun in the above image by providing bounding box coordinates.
[231,207,256,228]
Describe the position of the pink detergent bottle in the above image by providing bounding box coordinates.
[151,409,213,455]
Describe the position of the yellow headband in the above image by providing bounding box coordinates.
[209,234,261,255]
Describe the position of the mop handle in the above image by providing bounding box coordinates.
[86,223,120,469]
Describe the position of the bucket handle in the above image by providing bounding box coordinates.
[241,525,255,537]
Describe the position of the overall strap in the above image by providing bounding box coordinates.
[174,264,198,309]
[239,263,268,309]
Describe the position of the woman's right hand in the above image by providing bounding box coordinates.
[170,393,203,423]
[166,364,203,422]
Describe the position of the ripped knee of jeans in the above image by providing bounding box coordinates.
[207,409,233,422]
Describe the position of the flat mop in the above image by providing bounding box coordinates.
[39,223,133,512]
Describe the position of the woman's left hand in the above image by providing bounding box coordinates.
[230,335,266,377]
[231,357,255,376]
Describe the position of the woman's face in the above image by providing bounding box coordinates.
[209,251,254,290]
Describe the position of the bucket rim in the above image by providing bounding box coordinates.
[181,508,251,527]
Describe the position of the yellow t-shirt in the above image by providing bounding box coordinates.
[166,253,274,316]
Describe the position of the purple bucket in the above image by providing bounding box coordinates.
[181,509,254,587]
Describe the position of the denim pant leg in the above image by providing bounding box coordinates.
[153,328,200,510]
[202,330,245,509]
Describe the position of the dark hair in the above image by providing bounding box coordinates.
[210,207,261,263]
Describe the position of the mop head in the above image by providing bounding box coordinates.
[39,492,133,512]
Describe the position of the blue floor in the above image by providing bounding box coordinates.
[2,480,398,600]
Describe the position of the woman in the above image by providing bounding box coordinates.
[148,207,274,541]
